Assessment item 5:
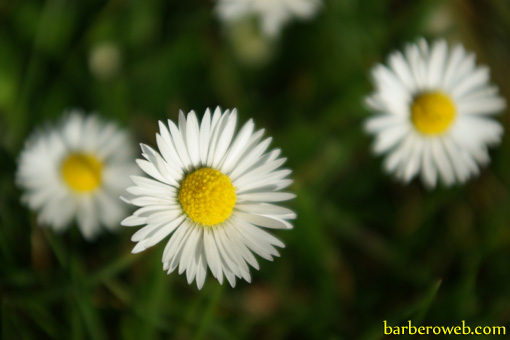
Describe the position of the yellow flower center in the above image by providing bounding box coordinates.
[411,92,456,135]
[178,168,236,226]
[61,153,103,192]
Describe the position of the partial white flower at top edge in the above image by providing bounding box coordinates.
[121,107,296,289]
[16,110,139,240]
[364,38,506,188]
[216,0,321,38]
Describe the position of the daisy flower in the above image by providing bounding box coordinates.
[121,107,295,289]
[216,0,321,38]
[364,38,506,188]
[16,110,139,240]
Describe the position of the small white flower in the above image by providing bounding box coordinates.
[16,110,139,240]
[216,0,321,38]
[122,108,295,289]
[364,38,506,188]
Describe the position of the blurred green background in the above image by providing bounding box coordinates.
[2,0,510,339]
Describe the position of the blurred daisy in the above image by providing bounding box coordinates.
[122,107,295,289]
[16,110,139,240]
[216,0,321,38]
[364,38,506,188]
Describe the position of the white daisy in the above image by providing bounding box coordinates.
[121,107,295,289]
[216,0,321,38]
[364,38,506,188]
[16,110,139,240]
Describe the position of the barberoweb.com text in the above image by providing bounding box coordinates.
[384,320,506,336]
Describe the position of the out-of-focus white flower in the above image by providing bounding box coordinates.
[364,38,506,188]
[16,110,139,240]
[216,0,321,38]
[122,107,296,289]
[88,42,122,80]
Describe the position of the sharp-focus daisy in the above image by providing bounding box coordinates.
[216,0,321,38]
[364,38,506,188]
[16,110,139,240]
[121,107,295,289]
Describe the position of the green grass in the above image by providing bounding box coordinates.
[2,0,510,339]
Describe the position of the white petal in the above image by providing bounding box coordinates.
[225,219,271,263]
[426,39,448,87]
[220,119,255,174]
[211,110,238,169]
[204,228,223,282]
[162,222,191,264]
[235,211,293,229]
[121,214,146,227]
[199,109,212,163]
[206,109,230,167]
[184,111,201,167]
[233,150,286,185]
[383,133,414,175]
[131,223,163,242]
[430,138,455,186]
[232,219,279,259]
[445,53,476,92]
[179,226,202,275]
[195,252,207,290]
[229,136,272,180]
[158,121,184,170]
[237,220,285,249]
[237,191,296,203]
[442,137,470,183]
[373,124,410,154]
[76,195,100,240]
[405,42,426,90]
[145,209,183,225]
[388,51,415,91]
[235,169,292,193]
[145,216,186,248]
[140,144,180,187]
[166,223,195,273]
[136,159,167,184]
[155,134,184,179]
[364,115,403,133]
[421,141,437,188]
[214,227,251,281]
[130,195,176,207]
[168,119,193,171]
[133,204,177,217]
[211,230,241,284]
[457,95,506,116]
[235,203,296,219]
[402,136,423,183]
[451,67,489,99]
[442,44,466,90]
[372,64,408,97]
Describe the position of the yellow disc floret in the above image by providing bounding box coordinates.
[411,91,456,135]
[179,168,236,226]
[61,153,103,192]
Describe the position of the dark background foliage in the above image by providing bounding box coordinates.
[1,0,510,339]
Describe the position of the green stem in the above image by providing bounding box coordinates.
[193,284,224,340]
[42,228,68,269]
